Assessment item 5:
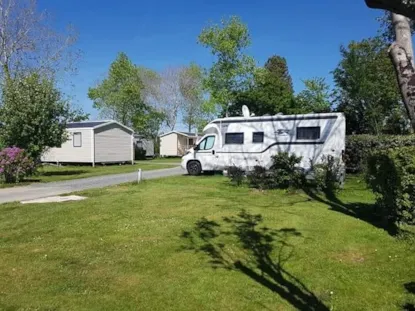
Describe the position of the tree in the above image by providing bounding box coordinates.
[158,67,185,131]
[264,55,294,93]
[230,56,295,116]
[88,52,146,127]
[365,0,415,19]
[133,108,165,140]
[198,16,255,115]
[0,73,87,159]
[387,13,415,131]
[0,0,79,81]
[180,63,204,132]
[296,78,331,113]
[333,37,404,134]
[365,3,415,130]
[377,10,415,43]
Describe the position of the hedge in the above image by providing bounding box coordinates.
[366,146,415,226]
[346,135,415,173]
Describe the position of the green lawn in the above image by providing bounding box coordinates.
[0,158,180,187]
[0,175,414,310]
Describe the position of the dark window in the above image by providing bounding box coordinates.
[73,132,82,147]
[296,127,320,140]
[252,132,264,143]
[225,133,244,144]
[189,138,194,145]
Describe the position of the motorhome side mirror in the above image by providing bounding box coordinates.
[194,145,199,150]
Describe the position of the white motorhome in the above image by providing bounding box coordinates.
[181,108,346,176]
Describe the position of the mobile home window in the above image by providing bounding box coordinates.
[252,132,264,143]
[296,127,320,140]
[73,132,82,147]
[225,133,244,144]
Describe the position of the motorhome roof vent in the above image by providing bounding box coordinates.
[275,113,283,116]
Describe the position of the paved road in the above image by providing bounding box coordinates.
[0,166,184,204]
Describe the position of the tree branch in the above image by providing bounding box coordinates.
[365,0,415,19]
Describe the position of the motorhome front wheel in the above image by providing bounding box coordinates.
[187,161,202,176]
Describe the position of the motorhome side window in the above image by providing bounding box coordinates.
[198,136,215,150]
[225,133,244,144]
[252,132,264,143]
[296,127,320,140]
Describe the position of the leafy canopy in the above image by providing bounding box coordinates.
[230,56,295,116]
[332,37,405,134]
[198,16,255,114]
[296,77,331,113]
[0,73,87,159]
[179,63,204,132]
[88,52,146,127]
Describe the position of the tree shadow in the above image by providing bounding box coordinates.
[302,185,399,236]
[404,282,415,311]
[40,170,88,177]
[181,210,329,310]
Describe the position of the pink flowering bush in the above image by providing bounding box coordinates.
[0,147,36,183]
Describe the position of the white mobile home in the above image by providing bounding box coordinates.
[42,120,134,166]
[181,108,346,175]
[159,131,198,157]
[134,134,155,157]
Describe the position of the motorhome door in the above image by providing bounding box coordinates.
[194,135,218,171]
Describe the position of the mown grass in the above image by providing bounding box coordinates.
[0,175,413,310]
[0,158,180,187]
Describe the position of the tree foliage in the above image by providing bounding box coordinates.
[264,55,294,93]
[377,10,415,43]
[0,0,80,81]
[133,108,165,141]
[180,63,204,132]
[230,56,295,116]
[198,16,255,114]
[296,77,331,113]
[333,37,406,134]
[157,67,186,131]
[0,73,86,159]
[88,52,146,127]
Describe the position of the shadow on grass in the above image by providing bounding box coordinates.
[302,186,400,236]
[181,210,329,311]
[40,170,88,177]
[404,282,415,311]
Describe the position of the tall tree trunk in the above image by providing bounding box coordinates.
[389,13,415,130]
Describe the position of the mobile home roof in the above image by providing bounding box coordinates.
[67,121,108,129]
[66,120,134,133]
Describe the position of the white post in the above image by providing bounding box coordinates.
[137,168,142,183]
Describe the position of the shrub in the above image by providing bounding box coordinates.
[0,147,36,183]
[227,166,245,186]
[247,166,269,190]
[135,146,146,160]
[311,155,344,193]
[270,152,304,189]
[346,134,415,173]
[366,146,415,226]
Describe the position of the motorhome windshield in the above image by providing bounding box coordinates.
[197,136,215,150]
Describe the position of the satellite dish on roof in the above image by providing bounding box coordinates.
[242,105,250,118]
